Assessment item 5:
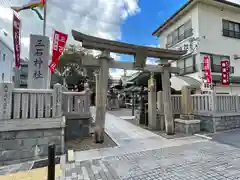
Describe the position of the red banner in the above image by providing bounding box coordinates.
[203,55,212,84]
[13,13,21,68]
[221,60,230,86]
[49,30,68,72]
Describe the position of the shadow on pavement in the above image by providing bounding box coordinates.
[210,129,240,148]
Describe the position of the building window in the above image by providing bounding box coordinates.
[2,54,5,61]
[166,20,193,48]
[200,53,234,73]
[177,55,196,75]
[2,73,4,81]
[167,34,172,45]
[177,59,185,74]
[222,19,240,39]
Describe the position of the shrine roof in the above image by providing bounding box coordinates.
[72,30,186,60]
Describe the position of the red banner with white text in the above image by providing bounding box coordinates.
[49,30,68,72]
[13,13,21,68]
[221,60,230,86]
[203,55,212,84]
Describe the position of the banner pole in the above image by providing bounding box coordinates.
[43,0,47,36]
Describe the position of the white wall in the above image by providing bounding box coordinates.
[159,4,202,82]
[198,2,240,77]
[159,4,199,49]
[0,39,13,83]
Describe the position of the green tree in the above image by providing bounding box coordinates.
[51,44,96,86]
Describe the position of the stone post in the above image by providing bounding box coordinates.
[0,83,13,120]
[95,72,100,106]
[209,88,217,115]
[148,77,157,129]
[162,66,174,135]
[84,83,91,113]
[94,51,111,143]
[139,86,145,125]
[132,91,135,116]
[235,95,239,112]
[180,86,194,120]
[52,83,62,117]
[157,91,165,130]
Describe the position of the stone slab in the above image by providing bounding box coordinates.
[180,114,194,120]
[0,117,65,132]
[119,116,135,120]
[175,119,200,124]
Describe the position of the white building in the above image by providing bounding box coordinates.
[0,29,14,83]
[153,0,240,94]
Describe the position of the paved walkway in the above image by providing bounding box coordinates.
[74,108,207,162]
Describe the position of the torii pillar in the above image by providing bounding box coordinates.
[94,51,111,143]
[161,63,174,135]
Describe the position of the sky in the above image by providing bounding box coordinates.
[0,0,240,79]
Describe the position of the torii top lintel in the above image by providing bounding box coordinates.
[72,30,186,60]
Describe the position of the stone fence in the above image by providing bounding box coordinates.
[156,91,240,133]
[0,82,91,166]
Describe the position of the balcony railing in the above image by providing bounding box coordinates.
[166,29,193,48]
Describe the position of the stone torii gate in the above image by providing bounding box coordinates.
[72,30,186,142]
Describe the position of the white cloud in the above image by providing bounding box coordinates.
[0,0,140,78]
[0,0,140,53]
[146,58,158,65]
[228,0,240,3]
[109,68,138,79]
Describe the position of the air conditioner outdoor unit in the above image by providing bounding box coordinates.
[233,54,240,60]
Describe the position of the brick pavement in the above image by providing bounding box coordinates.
[62,140,240,179]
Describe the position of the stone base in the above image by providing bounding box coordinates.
[94,127,104,143]
[195,114,240,133]
[65,117,91,141]
[174,119,201,134]
[0,128,64,166]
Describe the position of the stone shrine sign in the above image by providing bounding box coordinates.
[28,34,50,89]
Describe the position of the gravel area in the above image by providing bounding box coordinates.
[66,133,117,151]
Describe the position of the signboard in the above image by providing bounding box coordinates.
[13,13,21,68]
[133,47,147,70]
[201,82,214,91]
[203,55,212,84]
[28,34,50,89]
[176,37,199,55]
[49,30,68,72]
[221,60,230,86]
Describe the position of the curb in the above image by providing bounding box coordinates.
[194,134,212,140]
